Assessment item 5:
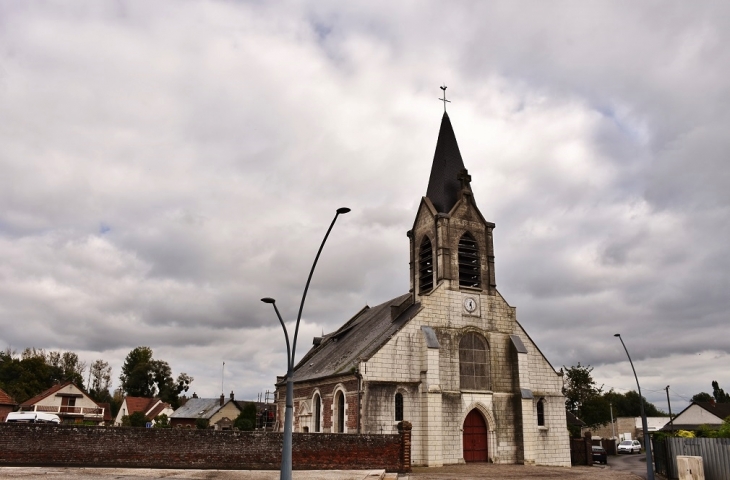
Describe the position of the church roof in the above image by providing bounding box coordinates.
[425,112,467,213]
[288,293,420,383]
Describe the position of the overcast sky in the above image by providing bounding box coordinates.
[1,1,728,412]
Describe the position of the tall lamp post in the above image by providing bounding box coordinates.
[262,207,350,480]
[614,333,655,480]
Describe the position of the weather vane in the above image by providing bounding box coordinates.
[439,84,450,112]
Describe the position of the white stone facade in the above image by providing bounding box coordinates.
[276,112,571,468]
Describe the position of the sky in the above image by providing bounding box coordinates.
[1,1,728,413]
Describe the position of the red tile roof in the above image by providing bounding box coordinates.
[20,381,73,407]
[0,388,17,406]
[123,397,170,419]
[97,402,113,422]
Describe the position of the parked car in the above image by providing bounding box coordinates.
[6,412,61,424]
[592,445,608,464]
[617,439,641,454]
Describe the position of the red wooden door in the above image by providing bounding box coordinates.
[463,409,488,462]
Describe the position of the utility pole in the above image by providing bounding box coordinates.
[665,386,674,433]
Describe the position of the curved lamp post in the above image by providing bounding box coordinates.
[614,333,655,480]
[262,207,350,480]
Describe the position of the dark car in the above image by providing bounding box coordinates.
[592,445,608,464]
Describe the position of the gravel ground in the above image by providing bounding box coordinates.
[404,463,643,479]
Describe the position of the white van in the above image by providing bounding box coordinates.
[5,412,61,424]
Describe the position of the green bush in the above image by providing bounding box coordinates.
[195,418,209,429]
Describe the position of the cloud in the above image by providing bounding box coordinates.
[0,1,728,410]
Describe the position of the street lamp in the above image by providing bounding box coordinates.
[614,333,655,480]
[262,207,350,480]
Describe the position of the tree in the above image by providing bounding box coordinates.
[88,359,113,404]
[154,413,171,428]
[119,346,193,408]
[712,381,730,403]
[563,363,610,427]
[691,392,713,403]
[0,348,87,403]
[119,346,155,397]
[234,402,258,431]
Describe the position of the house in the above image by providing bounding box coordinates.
[0,387,17,422]
[169,392,242,429]
[114,396,174,426]
[662,401,730,432]
[583,416,670,443]
[19,381,105,424]
[273,111,572,467]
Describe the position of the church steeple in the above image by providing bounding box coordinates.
[425,112,468,214]
[409,109,496,298]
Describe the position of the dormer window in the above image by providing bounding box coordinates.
[458,233,480,289]
[419,237,434,294]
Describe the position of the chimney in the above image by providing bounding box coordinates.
[220,393,225,406]
[192,392,198,398]
[230,391,234,401]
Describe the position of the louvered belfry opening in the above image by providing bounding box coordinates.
[459,333,490,390]
[458,233,481,289]
[419,237,434,294]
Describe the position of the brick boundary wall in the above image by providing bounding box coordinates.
[0,423,411,473]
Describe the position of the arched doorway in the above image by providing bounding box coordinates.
[463,409,488,462]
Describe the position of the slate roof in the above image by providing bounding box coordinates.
[566,411,585,427]
[288,293,420,384]
[0,387,16,406]
[169,397,237,420]
[425,112,468,214]
[695,401,730,420]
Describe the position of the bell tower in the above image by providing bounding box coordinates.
[408,112,496,299]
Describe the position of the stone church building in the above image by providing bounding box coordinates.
[274,112,571,467]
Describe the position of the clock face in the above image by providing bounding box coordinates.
[463,297,477,313]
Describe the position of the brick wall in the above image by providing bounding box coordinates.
[0,423,411,473]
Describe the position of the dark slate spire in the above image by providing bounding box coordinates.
[426,112,467,213]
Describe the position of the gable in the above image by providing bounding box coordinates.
[21,382,99,409]
[674,403,727,425]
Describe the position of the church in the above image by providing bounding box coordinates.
[274,110,571,467]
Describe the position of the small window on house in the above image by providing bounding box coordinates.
[458,233,480,289]
[537,398,545,426]
[395,393,404,422]
[313,393,321,433]
[419,237,434,294]
[459,333,490,390]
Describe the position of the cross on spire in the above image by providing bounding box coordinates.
[439,85,450,112]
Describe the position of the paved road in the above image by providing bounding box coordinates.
[610,452,655,480]
[0,463,650,480]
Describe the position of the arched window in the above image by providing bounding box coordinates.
[334,390,346,433]
[395,392,404,422]
[313,393,321,432]
[419,237,434,294]
[458,233,480,289]
[459,333,490,390]
[537,398,545,426]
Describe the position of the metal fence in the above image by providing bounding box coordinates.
[653,437,730,480]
